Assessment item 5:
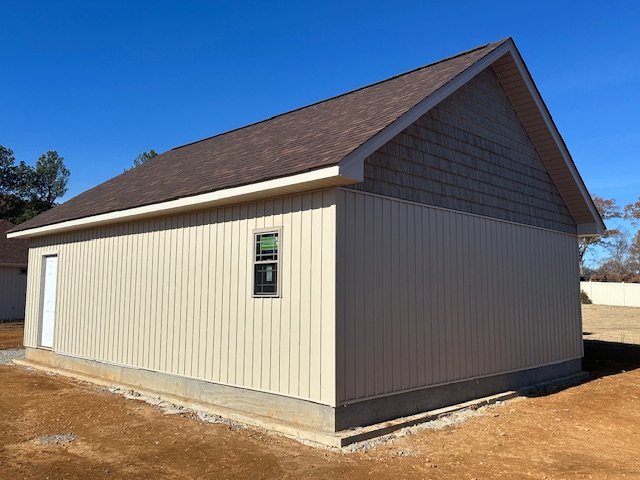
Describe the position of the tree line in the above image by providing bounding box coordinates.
[1,145,70,224]
[580,196,640,282]
[1,146,158,225]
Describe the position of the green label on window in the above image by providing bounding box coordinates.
[261,236,277,251]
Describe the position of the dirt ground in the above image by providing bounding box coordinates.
[0,321,25,350]
[1,308,639,479]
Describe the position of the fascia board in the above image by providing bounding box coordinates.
[577,223,603,236]
[8,166,346,239]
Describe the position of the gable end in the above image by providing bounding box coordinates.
[491,51,603,234]
[348,67,577,234]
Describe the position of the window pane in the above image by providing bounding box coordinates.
[256,233,278,262]
[254,263,278,295]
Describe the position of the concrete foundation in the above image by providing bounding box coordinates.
[335,359,582,430]
[22,348,582,447]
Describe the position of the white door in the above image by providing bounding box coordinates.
[40,256,58,348]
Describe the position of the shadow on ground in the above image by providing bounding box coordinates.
[582,339,640,378]
[522,339,640,398]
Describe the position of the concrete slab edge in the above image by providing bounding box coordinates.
[13,358,344,448]
[516,371,590,396]
[337,371,591,447]
[336,390,519,447]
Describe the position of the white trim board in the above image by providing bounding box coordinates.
[9,166,353,239]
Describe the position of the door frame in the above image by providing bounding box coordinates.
[38,254,59,349]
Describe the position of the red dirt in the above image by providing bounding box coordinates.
[0,321,24,350]
[1,310,639,479]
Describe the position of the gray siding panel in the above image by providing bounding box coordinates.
[336,188,582,405]
[0,267,28,320]
[348,67,576,234]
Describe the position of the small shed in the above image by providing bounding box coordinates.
[0,220,29,320]
[9,38,604,445]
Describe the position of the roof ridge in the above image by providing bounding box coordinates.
[171,39,509,152]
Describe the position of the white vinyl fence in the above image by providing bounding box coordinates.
[580,281,640,308]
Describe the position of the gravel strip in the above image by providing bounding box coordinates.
[0,348,26,364]
[34,433,76,445]
[108,387,252,429]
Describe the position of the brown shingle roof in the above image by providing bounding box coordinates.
[0,220,28,265]
[12,40,507,233]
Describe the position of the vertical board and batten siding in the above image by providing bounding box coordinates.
[336,188,582,405]
[0,267,28,319]
[23,189,336,405]
[348,67,577,234]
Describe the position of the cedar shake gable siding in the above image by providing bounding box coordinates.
[349,67,576,234]
[11,41,507,233]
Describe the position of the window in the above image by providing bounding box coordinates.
[253,229,281,297]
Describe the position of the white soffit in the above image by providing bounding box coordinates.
[497,44,605,234]
[8,166,349,239]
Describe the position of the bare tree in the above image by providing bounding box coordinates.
[578,196,621,276]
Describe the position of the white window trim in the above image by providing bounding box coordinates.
[252,226,283,298]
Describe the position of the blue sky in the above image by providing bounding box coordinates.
[1,0,639,221]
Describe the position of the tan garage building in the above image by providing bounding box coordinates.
[9,38,604,445]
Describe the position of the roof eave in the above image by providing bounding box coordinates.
[8,166,359,239]
[577,223,606,236]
